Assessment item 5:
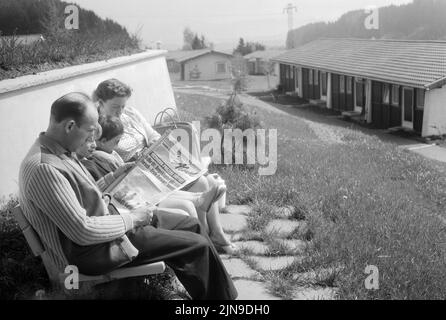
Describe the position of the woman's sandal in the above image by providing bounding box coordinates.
[213,242,239,255]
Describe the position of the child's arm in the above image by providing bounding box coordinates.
[96,162,135,192]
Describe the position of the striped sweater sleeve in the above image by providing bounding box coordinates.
[26,163,134,246]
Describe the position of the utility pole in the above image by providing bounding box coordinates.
[283,3,297,31]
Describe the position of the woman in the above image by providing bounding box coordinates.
[93,78,237,254]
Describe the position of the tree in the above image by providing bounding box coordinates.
[233,38,266,56]
[191,34,207,49]
[183,27,210,50]
[182,27,194,50]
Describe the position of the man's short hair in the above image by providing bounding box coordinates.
[51,92,93,125]
[98,115,124,142]
[93,79,132,102]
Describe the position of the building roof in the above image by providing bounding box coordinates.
[244,49,287,61]
[166,49,233,63]
[273,38,446,89]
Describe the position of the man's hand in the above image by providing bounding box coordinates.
[114,162,135,178]
[130,205,157,228]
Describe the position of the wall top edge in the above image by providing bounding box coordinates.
[0,50,167,95]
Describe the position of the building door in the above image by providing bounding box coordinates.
[339,75,346,111]
[181,63,185,81]
[355,80,365,113]
[313,70,321,99]
[402,87,414,129]
[333,74,341,111]
[371,81,383,128]
[302,68,309,99]
[346,76,354,111]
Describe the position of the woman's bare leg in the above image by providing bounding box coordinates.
[187,175,232,247]
[158,198,198,219]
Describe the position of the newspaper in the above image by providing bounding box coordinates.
[105,129,207,211]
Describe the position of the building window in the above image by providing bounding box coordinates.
[321,72,327,96]
[416,88,425,109]
[346,77,353,94]
[314,70,319,85]
[286,66,290,79]
[216,62,226,74]
[340,75,345,93]
[391,85,400,106]
[309,69,313,85]
[356,80,365,107]
[383,84,390,104]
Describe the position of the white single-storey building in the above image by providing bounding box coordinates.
[166,49,233,81]
[273,39,446,137]
[244,50,286,76]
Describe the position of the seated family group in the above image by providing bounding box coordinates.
[18,79,238,300]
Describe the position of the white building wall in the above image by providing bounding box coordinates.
[0,51,175,197]
[422,86,446,137]
[326,73,332,109]
[184,53,232,81]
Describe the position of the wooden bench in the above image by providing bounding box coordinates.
[12,206,166,290]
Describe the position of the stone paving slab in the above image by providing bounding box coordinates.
[229,231,263,242]
[221,257,262,280]
[220,214,249,233]
[233,280,281,300]
[250,256,298,271]
[275,239,308,254]
[265,219,301,238]
[292,266,344,283]
[224,205,252,216]
[291,287,338,300]
[272,206,295,219]
[233,241,269,255]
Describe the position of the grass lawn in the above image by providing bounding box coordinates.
[170,74,280,93]
[1,89,444,300]
[176,90,446,300]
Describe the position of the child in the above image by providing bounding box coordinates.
[82,115,126,182]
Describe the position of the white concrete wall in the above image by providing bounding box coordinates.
[0,50,175,197]
[423,86,446,137]
[184,53,232,81]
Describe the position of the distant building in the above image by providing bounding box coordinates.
[244,50,286,76]
[0,34,44,45]
[273,38,446,137]
[166,49,233,81]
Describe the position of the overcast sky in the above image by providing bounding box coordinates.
[72,0,413,50]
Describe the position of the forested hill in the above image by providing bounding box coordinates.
[0,0,130,38]
[286,0,446,49]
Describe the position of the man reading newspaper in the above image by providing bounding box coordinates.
[19,92,238,300]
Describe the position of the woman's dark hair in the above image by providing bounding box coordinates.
[98,115,124,142]
[93,79,132,102]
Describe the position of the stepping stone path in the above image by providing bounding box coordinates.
[232,241,269,255]
[233,280,282,300]
[265,219,301,238]
[218,205,338,300]
[220,206,250,233]
[220,257,263,280]
[250,256,298,271]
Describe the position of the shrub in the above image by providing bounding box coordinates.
[0,195,49,300]
[205,92,262,167]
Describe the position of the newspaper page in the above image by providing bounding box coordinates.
[105,129,207,211]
